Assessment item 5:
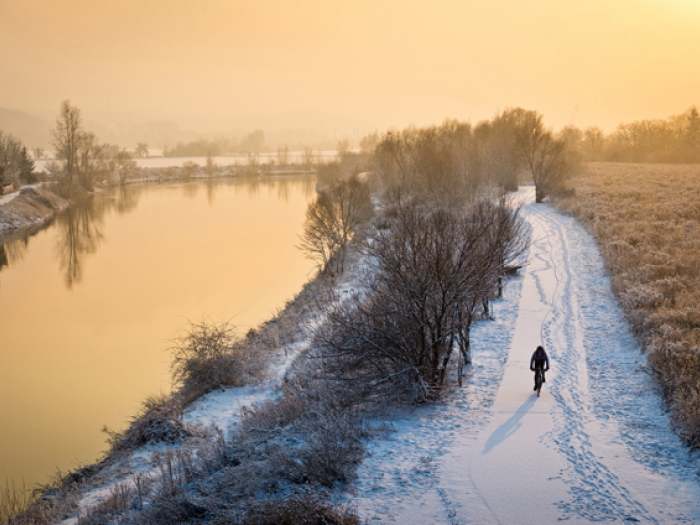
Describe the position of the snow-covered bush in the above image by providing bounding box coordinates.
[171,320,265,404]
[102,394,195,452]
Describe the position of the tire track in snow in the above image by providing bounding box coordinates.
[354,189,700,524]
[527,204,657,522]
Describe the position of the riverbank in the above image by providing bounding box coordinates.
[0,166,317,242]
[0,176,319,524]
[38,250,349,524]
[0,186,69,237]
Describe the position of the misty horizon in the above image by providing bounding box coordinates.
[2,0,700,146]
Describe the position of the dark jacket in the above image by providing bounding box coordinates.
[530,348,549,370]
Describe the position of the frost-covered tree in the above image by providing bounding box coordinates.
[299,175,372,274]
[316,198,528,403]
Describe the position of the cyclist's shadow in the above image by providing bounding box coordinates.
[481,395,537,455]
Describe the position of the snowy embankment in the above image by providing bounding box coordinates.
[60,255,366,523]
[0,185,68,235]
[352,187,700,524]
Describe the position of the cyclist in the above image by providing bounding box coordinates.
[530,345,550,390]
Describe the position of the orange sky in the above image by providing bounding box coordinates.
[1,0,699,132]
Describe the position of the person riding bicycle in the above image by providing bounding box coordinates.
[530,345,550,390]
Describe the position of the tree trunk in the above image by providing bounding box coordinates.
[535,184,546,203]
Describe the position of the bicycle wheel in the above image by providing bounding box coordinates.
[535,369,542,397]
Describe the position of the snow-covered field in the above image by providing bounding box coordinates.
[352,187,700,524]
[62,187,700,524]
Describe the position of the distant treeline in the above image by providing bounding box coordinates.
[366,107,582,203]
[163,130,265,157]
[579,106,700,163]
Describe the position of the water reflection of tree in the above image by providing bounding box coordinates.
[0,244,7,271]
[55,203,105,289]
[0,235,30,286]
[205,178,219,205]
[2,176,318,290]
[246,177,260,199]
[182,182,199,199]
[276,178,290,203]
[301,176,316,198]
[117,185,140,215]
[55,187,143,288]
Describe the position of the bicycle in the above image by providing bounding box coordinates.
[534,367,544,397]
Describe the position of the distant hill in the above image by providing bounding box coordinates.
[0,107,51,148]
[0,106,374,152]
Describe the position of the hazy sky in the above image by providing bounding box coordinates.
[1,0,700,132]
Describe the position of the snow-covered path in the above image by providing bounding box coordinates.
[354,188,700,524]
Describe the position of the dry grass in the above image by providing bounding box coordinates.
[242,491,359,525]
[1,476,80,525]
[103,393,199,453]
[556,161,700,447]
[0,481,36,525]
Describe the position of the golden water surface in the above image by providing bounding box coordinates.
[0,176,316,489]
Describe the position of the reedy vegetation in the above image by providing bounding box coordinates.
[556,162,700,448]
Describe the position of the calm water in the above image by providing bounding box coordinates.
[0,176,316,489]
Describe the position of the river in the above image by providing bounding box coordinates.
[0,175,317,491]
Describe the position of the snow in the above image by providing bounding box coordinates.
[62,186,700,523]
[351,187,700,524]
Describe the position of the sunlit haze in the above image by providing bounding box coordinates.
[2,0,700,138]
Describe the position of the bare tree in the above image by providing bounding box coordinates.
[477,110,523,192]
[52,100,82,182]
[298,175,373,274]
[111,149,138,185]
[205,152,218,177]
[336,139,350,161]
[511,109,571,202]
[0,131,22,185]
[302,147,316,170]
[76,130,109,189]
[181,160,199,179]
[135,142,149,158]
[316,198,528,403]
[373,121,481,206]
[31,147,45,160]
[277,145,289,168]
[582,126,606,160]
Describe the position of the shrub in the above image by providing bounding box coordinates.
[103,393,192,453]
[171,320,263,404]
[243,491,359,525]
[77,483,133,525]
